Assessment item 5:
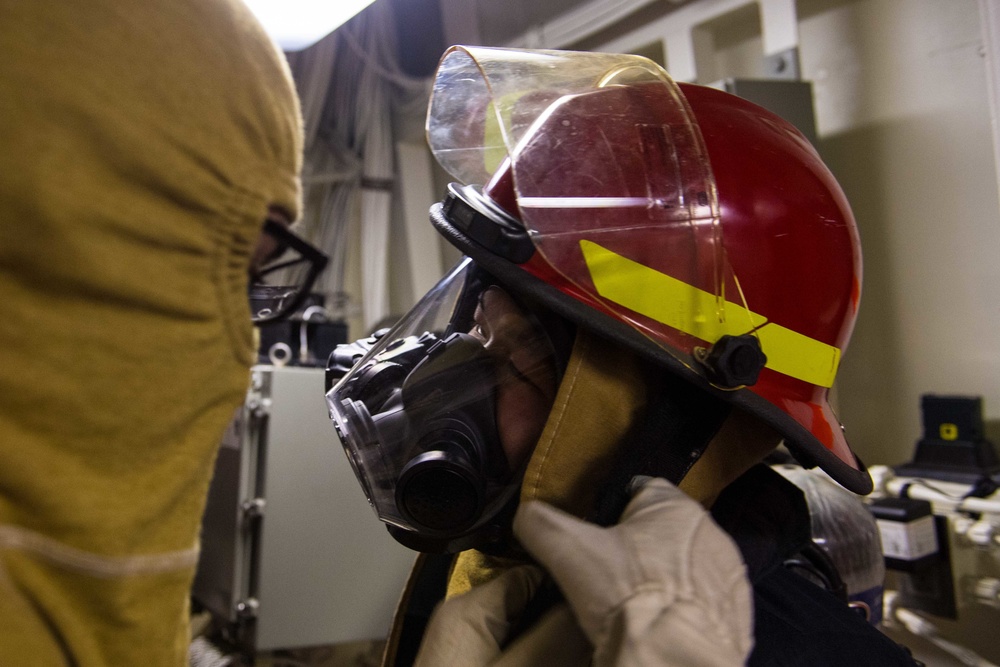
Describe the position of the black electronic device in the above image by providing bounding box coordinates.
[895,395,1000,483]
[257,293,347,368]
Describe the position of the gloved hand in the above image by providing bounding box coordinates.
[413,564,592,666]
[514,477,753,667]
[414,477,752,666]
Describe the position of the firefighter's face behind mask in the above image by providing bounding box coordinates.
[326,259,561,553]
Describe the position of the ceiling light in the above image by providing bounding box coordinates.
[243,0,378,51]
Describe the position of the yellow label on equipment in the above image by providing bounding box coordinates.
[940,423,959,441]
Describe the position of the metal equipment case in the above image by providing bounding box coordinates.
[193,365,415,652]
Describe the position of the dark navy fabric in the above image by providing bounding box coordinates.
[713,465,918,666]
[749,564,917,666]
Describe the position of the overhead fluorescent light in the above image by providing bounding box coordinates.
[243,0,378,51]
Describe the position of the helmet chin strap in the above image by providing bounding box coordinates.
[590,372,734,526]
[680,407,784,507]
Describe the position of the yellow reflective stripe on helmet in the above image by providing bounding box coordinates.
[579,239,841,387]
[484,92,527,175]
[484,100,508,175]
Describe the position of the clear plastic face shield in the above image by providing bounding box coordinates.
[326,259,563,552]
[427,47,765,390]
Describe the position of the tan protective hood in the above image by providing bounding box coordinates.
[0,1,302,664]
[519,331,648,515]
[448,330,648,595]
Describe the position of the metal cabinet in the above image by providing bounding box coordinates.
[193,365,415,652]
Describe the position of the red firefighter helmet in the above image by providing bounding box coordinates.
[426,47,869,494]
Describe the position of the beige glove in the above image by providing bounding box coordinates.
[415,478,752,666]
[514,477,753,667]
[413,564,592,666]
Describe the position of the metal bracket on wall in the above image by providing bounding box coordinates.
[764,46,800,80]
[234,597,260,621]
[241,498,266,526]
[504,0,802,85]
[644,0,801,83]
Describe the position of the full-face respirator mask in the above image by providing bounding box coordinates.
[326,260,564,553]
